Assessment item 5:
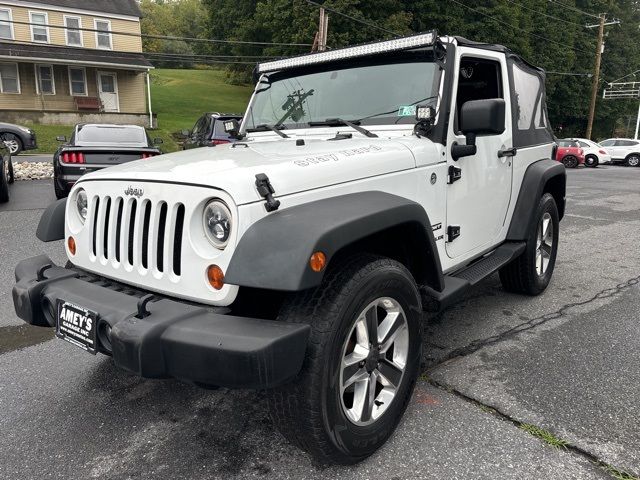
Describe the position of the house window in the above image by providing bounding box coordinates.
[64,16,82,46]
[0,8,14,40]
[30,11,49,43]
[68,67,87,96]
[95,19,112,49]
[0,63,19,93]
[36,64,55,95]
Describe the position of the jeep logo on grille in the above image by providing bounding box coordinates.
[124,186,144,198]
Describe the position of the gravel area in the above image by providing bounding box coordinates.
[13,161,53,180]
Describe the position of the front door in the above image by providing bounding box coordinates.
[98,72,119,112]
[445,50,513,260]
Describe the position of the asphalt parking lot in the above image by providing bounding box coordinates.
[1,166,639,479]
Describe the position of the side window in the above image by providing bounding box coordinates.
[455,57,503,132]
[600,139,614,146]
[512,63,544,130]
[191,116,205,136]
[577,141,589,148]
[615,140,634,147]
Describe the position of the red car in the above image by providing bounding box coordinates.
[555,139,585,168]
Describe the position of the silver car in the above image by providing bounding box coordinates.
[599,138,640,167]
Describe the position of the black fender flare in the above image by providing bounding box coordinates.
[225,191,444,292]
[36,198,67,242]
[506,159,566,241]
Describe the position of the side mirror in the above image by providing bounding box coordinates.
[153,137,163,145]
[56,135,67,142]
[452,98,506,161]
[180,129,190,137]
[223,119,242,139]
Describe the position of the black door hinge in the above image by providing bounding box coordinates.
[447,225,461,242]
[255,173,281,212]
[448,165,462,184]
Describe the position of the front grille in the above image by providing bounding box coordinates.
[89,195,185,276]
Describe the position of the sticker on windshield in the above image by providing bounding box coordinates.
[397,106,416,117]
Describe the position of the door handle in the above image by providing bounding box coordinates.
[498,147,517,158]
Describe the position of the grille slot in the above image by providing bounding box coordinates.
[173,204,185,276]
[88,195,184,277]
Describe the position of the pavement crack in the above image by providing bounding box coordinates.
[424,377,640,480]
[431,274,640,367]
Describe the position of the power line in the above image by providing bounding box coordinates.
[546,0,600,19]
[609,69,640,84]
[303,0,401,38]
[546,71,592,77]
[1,18,312,47]
[504,0,586,27]
[449,0,593,55]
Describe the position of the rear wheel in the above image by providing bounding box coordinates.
[625,154,640,167]
[268,254,422,464]
[562,156,579,168]
[499,193,559,295]
[585,155,599,168]
[1,133,22,155]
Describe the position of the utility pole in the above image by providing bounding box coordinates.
[585,14,620,139]
[312,7,329,52]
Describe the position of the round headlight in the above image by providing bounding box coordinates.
[203,200,232,249]
[76,189,88,222]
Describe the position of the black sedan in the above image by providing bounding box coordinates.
[53,124,162,199]
[0,122,37,155]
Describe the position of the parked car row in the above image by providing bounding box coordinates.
[0,122,38,155]
[554,137,639,168]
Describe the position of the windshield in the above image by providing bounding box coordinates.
[245,51,441,131]
[75,125,148,146]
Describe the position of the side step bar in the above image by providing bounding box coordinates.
[421,242,526,311]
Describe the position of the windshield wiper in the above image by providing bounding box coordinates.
[246,124,289,138]
[308,118,378,138]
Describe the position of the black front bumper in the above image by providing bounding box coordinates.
[13,255,310,389]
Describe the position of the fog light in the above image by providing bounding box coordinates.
[206,264,224,290]
[309,251,327,272]
[67,236,76,255]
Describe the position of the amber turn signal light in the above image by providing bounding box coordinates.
[309,251,327,272]
[206,264,225,290]
[67,236,76,255]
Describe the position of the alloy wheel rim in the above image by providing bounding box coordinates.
[629,156,639,166]
[339,297,409,426]
[3,140,18,154]
[536,212,553,276]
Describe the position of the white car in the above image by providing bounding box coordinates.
[599,138,640,167]
[573,138,612,167]
[13,33,566,464]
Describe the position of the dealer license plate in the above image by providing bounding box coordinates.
[56,300,98,354]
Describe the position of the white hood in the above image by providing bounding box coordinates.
[80,136,423,205]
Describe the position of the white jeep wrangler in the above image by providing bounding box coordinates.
[14,32,565,464]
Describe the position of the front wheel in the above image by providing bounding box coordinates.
[268,254,422,464]
[499,193,559,295]
[1,133,22,155]
[585,155,599,168]
[625,154,640,167]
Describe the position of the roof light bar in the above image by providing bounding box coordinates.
[257,31,437,74]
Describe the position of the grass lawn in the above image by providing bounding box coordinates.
[150,68,253,135]
[21,68,253,154]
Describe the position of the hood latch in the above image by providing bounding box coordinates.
[255,173,281,212]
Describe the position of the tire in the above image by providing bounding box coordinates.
[562,155,579,168]
[585,155,599,168]
[625,154,640,167]
[268,254,422,465]
[499,193,559,295]
[0,157,9,203]
[54,177,68,199]
[7,155,14,184]
[1,133,23,155]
